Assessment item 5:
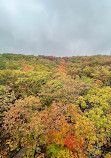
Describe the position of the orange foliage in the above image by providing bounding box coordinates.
[22,65,32,72]
[58,65,66,73]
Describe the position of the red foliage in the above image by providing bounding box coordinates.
[64,134,86,158]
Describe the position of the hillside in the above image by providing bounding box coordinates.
[0,53,111,158]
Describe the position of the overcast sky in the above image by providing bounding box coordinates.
[0,0,111,57]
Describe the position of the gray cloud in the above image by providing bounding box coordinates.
[0,0,111,56]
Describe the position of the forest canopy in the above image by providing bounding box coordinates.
[0,53,111,158]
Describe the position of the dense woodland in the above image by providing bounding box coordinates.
[0,53,111,158]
